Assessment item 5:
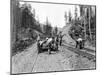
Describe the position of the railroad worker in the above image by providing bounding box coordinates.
[46,37,53,54]
[56,34,59,44]
[51,36,58,50]
[69,24,84,48]
[76,35,83,49]
[37,34,41,53]
[59,31,62,46]
[37,34,40,42]
[59,31,66,46]
[55,35,59,50]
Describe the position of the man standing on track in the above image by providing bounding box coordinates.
[37,34,41,53]
[59,31,65,46]
[59,31,63,46]
[68,24,84,49]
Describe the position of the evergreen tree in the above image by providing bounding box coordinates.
[21,4,36,29]
[45,17,52,37]
[68,10,72,22]
[55,26,58,35]
[64,11,67,24]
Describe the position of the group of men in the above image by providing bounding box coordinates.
[36,24,85,54]
[36,32,64,54]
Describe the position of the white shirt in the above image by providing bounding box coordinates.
[77,38,82,41]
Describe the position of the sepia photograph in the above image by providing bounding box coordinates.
[11,0,96,74]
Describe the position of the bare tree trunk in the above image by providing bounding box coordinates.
[88,7,92,40]
[84,17,86,40]
[84,8,86,40]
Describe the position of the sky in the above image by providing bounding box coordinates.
[19,2,80,28]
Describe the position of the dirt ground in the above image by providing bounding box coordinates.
[12,42,95,74]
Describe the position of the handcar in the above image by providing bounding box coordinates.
[37,37,58,54]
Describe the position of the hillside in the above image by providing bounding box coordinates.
[61,23,76,47]
[12,26,43,56]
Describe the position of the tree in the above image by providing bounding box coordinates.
[64,11,67,24]
[68,10,72,22]
[79,5,96,42]
[88,6,92,40]
[55,26,58,35]
[21,4,36,29]
[74,6,78,23]
[45,17,52,37]
[52,26,58,36]
[11,0,22,42]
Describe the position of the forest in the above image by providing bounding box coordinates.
[11,0,58,55]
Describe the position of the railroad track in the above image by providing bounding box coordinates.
[31,49,39,72]
[31,42,96,73]
[62,44,96,62]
